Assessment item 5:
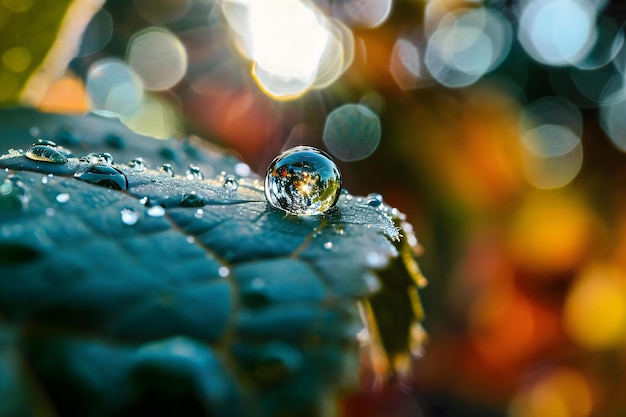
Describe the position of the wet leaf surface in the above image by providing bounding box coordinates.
[0,108,424,417]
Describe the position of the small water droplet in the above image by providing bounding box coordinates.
[88,152,114,164]
[0,176,30,210]
[186,164,204,180]
[323,241,333,250]
[186,236,195,244]
[129,158,146,172]
[194,208,204,219]
[74,165,128,190]
[139,196,149,205]
[56,193,70,203]
[25,144,68,164]
[223,175,239,191]
[180,193,204,207]
[216,171,226,182]
[158,164,175,177]
[79,154,99,164]
[146,205,165,217]
[41,176,49,184]
[337,227,345,235]
[264,146,341,216]
[367,193,383,207]
[218,266,230,277]
[121,208,139,225]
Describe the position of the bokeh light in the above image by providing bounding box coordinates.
[86,58,144,118]
[127,27,188,91]
[323,104,381,161]
[600,95,626,151]
[121,93,181,139]
[518,0,597,66]
[222,0,354,99]
[332,0,393,29]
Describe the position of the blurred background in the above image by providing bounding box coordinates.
[4,0,626,416]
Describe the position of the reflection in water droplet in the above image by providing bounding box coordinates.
[366,193,383,207]
[56,193,70,204]
[264,146,341,216]
[121,208,139,225]
[323,241,333,250]
[34,139,57,147]
[186,164,204,180]
[87,152,114,164]
[129,157,146,171]
[180,193,204,207]
[74,165,129,190]
[159,164,175,177]
[146,205,165,217]
[223,175,239,190]
[25,144,68,163]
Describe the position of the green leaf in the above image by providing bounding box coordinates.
[0,0,104,105]
[0,108,425,417]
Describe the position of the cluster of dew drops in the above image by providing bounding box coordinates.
[2,137,419,258]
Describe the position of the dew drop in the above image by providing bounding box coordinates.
[366,193,383,208]
[180,193,204,207]
[158,164,175,177]
[264,146,342,216]
[129,157,146,172]
[146,205,165,217]
[41,176,49,184]
[89,152,114,164]
[25,144,68,164]
[194,208,204,219]
[218,266,230,277]
[216,171,226,182]
[56,193,70,203]
[186,235,195,244]
[120,208,139,225]
[223,175,239,191]
[323,241,333,250]
[74,165,129,190]
[186,164,204,180]
[0,176,30,210]
[139,196,149,205]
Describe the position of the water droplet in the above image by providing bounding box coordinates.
[55,193,70,203]
[158,164,175,177]
[121,208,139,225]
[46,207,55,216]
[129,157,146,172]
[180,193,204,207]
[139,196,149,205]
[223,175,239,191]
[216,171,226,182]
[186,164,204,180]
[186,235,195,244]
[194,208,204,219]
[88,152,114,164]
[74,165,129,190]
[25,144,68,164]
[0,176,30,210]
[146,205,165,217]
[366,193,383,208]
[218,266,230,277]
[323,241,333,250]
[41,176,49,184]
[264,146,342,216]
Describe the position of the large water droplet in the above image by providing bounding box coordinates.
[25,144,68,164]
[223,175,239,191]
[186,164,204,180]
[120,208,139,225]
[74,165,129,190]
[129,157,146,172]
[158,164,175,177]
[264,146,341,216]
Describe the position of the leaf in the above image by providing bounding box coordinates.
[0,0,104,105]
[0,108,425,417]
